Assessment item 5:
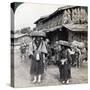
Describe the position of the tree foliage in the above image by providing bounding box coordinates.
[20,27,31,34]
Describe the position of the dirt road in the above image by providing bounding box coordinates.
[14,49,88,87]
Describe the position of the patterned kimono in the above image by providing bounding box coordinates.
[58,48,72,81]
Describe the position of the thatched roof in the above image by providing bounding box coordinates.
[34,5,88,24]
[34,15,49,24]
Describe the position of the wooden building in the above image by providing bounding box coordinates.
[34,5,88,46]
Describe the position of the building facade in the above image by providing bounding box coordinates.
[34,5,88,46]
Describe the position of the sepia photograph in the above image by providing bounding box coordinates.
[11,2,88,88]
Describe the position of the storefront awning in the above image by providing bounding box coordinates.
[63,24,88,32]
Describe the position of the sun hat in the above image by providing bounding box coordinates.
[58,40,71,47]
[30,31,46,37]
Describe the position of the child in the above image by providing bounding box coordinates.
[58,40,72,84]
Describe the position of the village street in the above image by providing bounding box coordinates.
[14,48,88,88]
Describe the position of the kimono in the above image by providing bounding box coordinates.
[30,40,47,75]
[74,47,81,68]
[58,48,72,81]
[20,43,27,61]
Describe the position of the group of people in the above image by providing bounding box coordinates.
[20,31,87,84]
[27,31,72,84]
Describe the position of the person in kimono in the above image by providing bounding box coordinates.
[20,41,27,62]
[29,31,47,83]
[74,46,81,68]
[57,41,72,84]
[68,47,75,66]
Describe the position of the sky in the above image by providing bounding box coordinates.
[15,2,65,31]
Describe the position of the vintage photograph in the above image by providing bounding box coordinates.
[11,2,88,87]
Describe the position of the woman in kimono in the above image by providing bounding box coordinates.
[29,31,47,83]
[58,40,72,84]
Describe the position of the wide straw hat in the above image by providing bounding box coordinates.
[30,31,46,37]
[58,40,71,47]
